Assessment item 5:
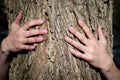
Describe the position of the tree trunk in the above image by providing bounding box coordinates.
[5,0,113,80]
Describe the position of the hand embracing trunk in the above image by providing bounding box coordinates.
[5,0,113,80]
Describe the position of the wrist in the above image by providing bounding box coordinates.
[0,38,10,55]
[100,57,114,73]
[100,58,120,80]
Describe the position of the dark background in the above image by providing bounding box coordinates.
[0,0,8,42]
[113,0,120,68]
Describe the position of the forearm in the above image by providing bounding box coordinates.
[0,40,10,80]
[101,59,120,80]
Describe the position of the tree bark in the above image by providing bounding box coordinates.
[5,0,113,80]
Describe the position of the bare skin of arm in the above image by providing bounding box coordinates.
[64,20,120,80]
[0,11,48,80]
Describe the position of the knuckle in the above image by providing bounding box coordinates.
[79,35,84,41]
[24,45,28,50]
[26,21,32,27]
[26,46,30,50]
[86,30,89,33]
[87,56,94,62]
[73,30,78,35]
[85,28,90,33]
[22,45,29,50]
[29,30,39,36]
[26,38,30,43]
[34,37,37,42]
[26,46,33,50]
[26,38,32,43]
[18,46,23,50]
[34,30,39,35]
[28,30,33,35]
[24,32,29,37]
[84,54,94,62]
[28,37,36,43]
[69,38,73,43]
[76,44,81,50]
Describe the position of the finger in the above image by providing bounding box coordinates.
[13,10,23,25]
[20,45,35,50]
[78,20,94,39]
[68,26,88,45]
[64,36,86,51]
[98,25,106,43]
[22,20,44,30]
[25,29,48,37]
[23,37,44,43]
[69,48,87,60]
[70,48,94,62]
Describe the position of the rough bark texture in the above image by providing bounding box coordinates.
[5,0,113,80]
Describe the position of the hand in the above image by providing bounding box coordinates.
[65,20,113,71]
[1,11,48,54]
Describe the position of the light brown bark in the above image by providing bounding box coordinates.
[5,0,113,80]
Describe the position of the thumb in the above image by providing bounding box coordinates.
[13,10,23,25]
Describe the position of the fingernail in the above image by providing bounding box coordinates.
[32,46,35,49]
[39,37,44,41]
[78,20,83,24]
[19,10,23,13]
[31,46,35,50]
[43,30,48,33]
[68,26,74,31]
[64,36,69,41]
[40,20,44,24]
